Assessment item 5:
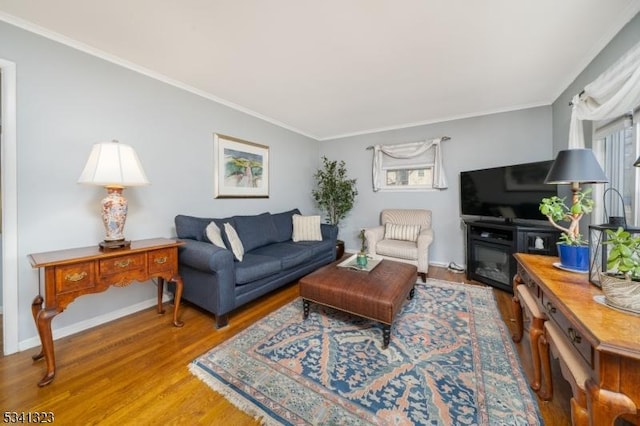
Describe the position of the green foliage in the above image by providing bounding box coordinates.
[312,157,358,226]
[539,188,594,246]
[604,227,640,280]
[358,229,367,253]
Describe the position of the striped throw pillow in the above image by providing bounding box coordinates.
[292,215,322,242]
[384,223,420,242]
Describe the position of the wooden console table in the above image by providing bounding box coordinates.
[513,253,640,425]
[28,238,185,387]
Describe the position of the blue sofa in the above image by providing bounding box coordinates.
[171,209,338,328]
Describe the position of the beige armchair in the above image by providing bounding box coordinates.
[364,209,433,282]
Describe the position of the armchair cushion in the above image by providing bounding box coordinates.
[376,239,418,260]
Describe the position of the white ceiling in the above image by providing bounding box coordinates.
[1,1,639,140]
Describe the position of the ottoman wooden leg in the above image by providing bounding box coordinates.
[382,324,391,348]
[408,286,415,300]
[303,299,310,319]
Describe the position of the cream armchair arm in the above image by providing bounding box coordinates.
[417,228,434,273]
[364,225,385,254]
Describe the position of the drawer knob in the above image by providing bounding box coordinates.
[568,327,582,344]
[154,256,168,264]
[545,302,556,314]
[65,271,88,282]
[114,259,132,268]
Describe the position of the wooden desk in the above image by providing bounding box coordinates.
[514,253,640,425]
[28,238,185,387]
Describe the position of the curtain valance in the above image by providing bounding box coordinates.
[372,138,447,191]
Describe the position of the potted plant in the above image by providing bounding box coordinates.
[600,227,640,313]
[312,156,358,259]
[357,229,368,267]
[539,187,594,271]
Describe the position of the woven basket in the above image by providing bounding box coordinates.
[599,274,640,314]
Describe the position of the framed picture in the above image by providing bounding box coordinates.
[213,133,269,198]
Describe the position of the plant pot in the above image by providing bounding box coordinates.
[335,240,345,260]
[557,243,589,272]
[599,273,640,314]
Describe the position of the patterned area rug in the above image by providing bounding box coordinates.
[190,279,541,425]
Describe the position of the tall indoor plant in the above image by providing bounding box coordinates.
[539,187,594,271]
[312,156,358,259]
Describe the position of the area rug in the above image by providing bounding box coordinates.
[190,279,542,425]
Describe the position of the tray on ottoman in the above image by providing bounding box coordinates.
[300,258,417,348]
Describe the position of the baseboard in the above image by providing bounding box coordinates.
[18,293,173,352]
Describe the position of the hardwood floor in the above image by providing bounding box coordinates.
[0,267,572,425]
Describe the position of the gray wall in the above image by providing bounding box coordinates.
[552,13,640,153]
[319,106,553,266]
[0,21,318,345]
[3,10,638,347]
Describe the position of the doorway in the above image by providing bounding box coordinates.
[1,59,18,355]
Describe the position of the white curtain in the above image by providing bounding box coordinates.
[372,137,447,191]
[568,39,640,148]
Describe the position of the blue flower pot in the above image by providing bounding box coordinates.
[557,244,589,272]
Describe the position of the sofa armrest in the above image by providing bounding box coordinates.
[364,225,385,254]
[178,239,234,273]
[321,224,339,242]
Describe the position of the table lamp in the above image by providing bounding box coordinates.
[544,148,608,201]
[78,140,150,249]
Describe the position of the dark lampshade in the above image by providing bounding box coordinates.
[544,149,608,184]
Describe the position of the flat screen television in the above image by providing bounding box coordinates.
[460,160,557,222]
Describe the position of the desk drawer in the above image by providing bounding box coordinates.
[541,293,593,367]
[148,248,177,274]
[56,262,96,294]
[100,253,145,277]
[517,265,537,291]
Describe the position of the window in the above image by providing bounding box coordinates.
[372,138,447,192]
[593,114,639,226]
[384,166,433,189]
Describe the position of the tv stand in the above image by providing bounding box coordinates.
[464,220,560,292]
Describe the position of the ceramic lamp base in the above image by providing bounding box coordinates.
[101,186,129,245]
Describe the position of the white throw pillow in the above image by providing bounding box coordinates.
[292,214,322,242]
[223,223,244,261]
[384,223,420,242]
[205,221,226,249]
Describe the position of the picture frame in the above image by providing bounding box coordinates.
[213,133,269,198]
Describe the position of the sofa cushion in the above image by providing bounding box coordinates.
[272,208,301,242]
[233,212,279,252]
[176,215,234,244]
[235,253,282,285]
[224,223,245,261]
[175,215,211,241]
[250,242,315,270]
[292,214,322,242]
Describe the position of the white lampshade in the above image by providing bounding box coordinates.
[78,140,150,187]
